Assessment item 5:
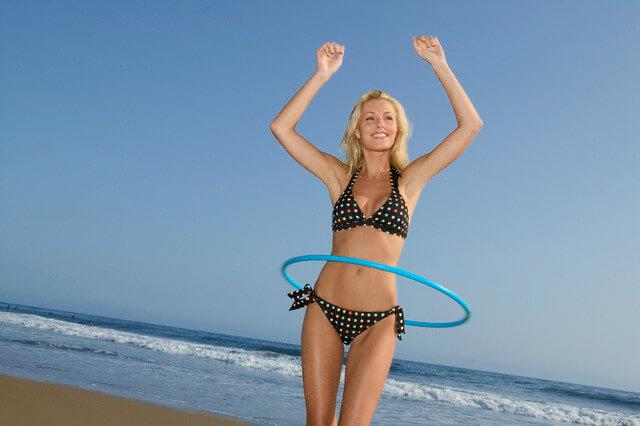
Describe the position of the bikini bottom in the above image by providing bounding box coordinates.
[287,283,406,345]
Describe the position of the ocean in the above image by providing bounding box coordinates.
[0,302,638,425]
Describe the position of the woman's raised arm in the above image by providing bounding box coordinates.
[270,42,346,186]
[403,35,483,198]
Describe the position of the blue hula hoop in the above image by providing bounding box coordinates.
[281,254,471,328]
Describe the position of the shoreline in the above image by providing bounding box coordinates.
[0,374,252,425]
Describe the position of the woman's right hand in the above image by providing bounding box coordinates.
[315,42,345,78]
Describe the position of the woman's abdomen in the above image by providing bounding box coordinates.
[314,261,399,310]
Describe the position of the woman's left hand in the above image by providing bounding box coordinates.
[412,35,447,67]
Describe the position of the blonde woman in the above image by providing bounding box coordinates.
[270,35,483,426]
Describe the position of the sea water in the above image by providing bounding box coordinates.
[0,302,638,425]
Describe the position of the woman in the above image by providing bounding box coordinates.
[270,35,483,426]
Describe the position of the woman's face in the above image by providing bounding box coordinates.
[355,99,398,152]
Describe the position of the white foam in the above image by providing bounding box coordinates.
[0,312,302,376]
[383,379,640,425]
[3,311,639,425]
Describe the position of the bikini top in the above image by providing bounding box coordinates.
[332,165,410,239]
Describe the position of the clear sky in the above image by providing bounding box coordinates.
[1,1,638,393]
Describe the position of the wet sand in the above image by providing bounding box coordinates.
[0,374,252,425]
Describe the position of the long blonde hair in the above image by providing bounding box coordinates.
[339,90,412,175]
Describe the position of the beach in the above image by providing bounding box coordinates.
[0,374,250,425]
[2,303,639,425]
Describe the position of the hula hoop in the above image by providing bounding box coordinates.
[281,254,471,328]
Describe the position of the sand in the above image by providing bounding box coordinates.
[0,374,252,425]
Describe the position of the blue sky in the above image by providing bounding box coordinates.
[1,1,638,393]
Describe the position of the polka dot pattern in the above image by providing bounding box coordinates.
[332,166,410,239]
[287,283,406,345]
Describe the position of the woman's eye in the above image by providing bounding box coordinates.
[366,117,373,120]
[386,117,393,120]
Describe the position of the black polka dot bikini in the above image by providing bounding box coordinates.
[287,165,410,345]
[332,165,409,239]
[288,284,406,345]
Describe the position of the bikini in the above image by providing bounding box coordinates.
[332,165,410,239]
[287,165,410,345]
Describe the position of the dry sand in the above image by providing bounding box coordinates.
[0,374,252,425]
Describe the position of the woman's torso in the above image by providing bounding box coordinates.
[314,166,419,310]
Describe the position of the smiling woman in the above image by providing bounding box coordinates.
[341,92,413,177]
[270,37,482,425]
[364,109,396,140]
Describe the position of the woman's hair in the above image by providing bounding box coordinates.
[339,89,412,175]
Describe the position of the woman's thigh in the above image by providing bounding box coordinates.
[301,301,345,425]
[338,313,397,425]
